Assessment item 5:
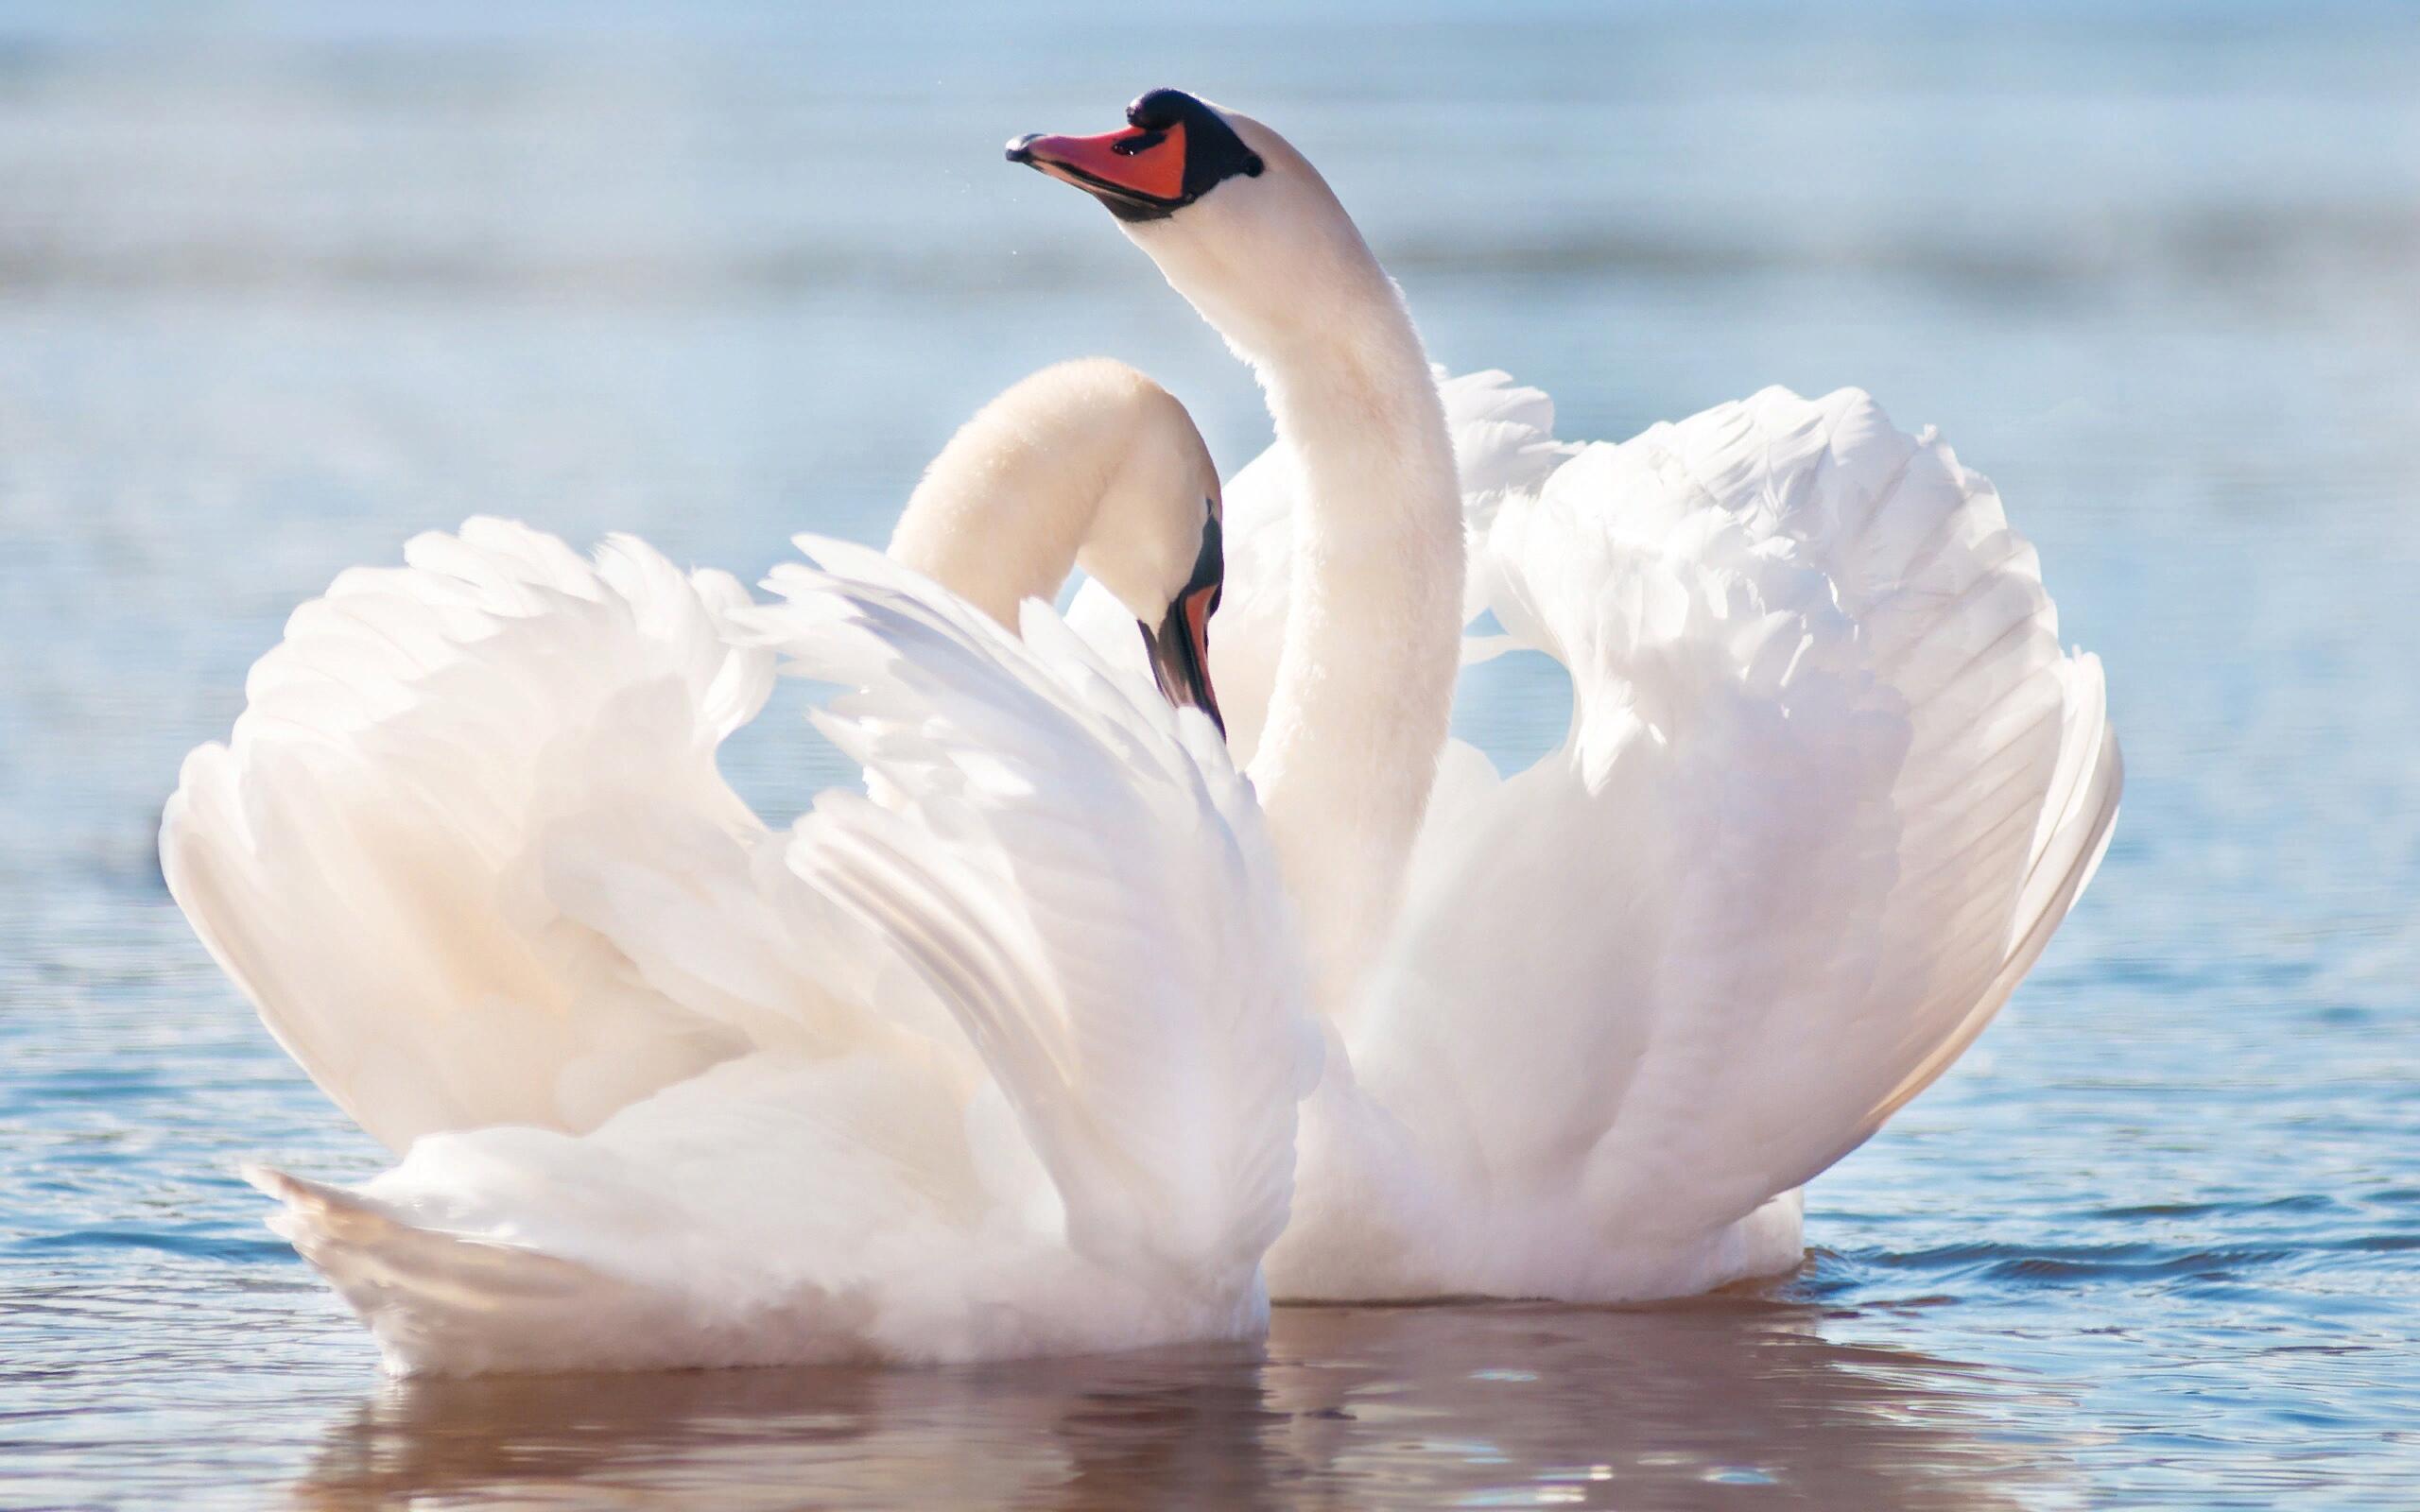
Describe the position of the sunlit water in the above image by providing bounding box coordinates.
[3,5,2417,1507]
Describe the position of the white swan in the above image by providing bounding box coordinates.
[161,359,1320,1374]
[1014,92,2124,1300]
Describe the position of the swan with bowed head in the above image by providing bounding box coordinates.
[165,360,1310,1374]
[161,92,2118,1375]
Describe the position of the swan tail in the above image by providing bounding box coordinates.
[245,1163,644,1377]
[1344,387,2119,1292]
[162,520,800,1153]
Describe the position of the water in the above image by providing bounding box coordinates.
[3,3,2417,1506]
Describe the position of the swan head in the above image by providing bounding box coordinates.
[1068,368,1228,736]
[1009,90,1368,360]
[888,358,1226,731]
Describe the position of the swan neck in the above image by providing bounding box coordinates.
[890,468,1099,633]
[887,372,1132,628]
[1242,239,1463,1006]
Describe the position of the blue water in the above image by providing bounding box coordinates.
[3,4,2417,1507]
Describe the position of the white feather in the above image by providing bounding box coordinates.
[163,519,779,1149]
[166,521,1315,1374]
[1270,386,2122,1301]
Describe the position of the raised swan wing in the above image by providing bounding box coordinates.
[1329,387,2120,1294]
[212,529,1316,1370]
[159,519,826,1151]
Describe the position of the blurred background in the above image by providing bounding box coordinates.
[1,2,2415,1507]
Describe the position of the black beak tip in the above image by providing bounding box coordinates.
[1004,133,1041,165]
[1136,614,1225,739]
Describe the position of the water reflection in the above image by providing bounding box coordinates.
[293,1301,2069,1510]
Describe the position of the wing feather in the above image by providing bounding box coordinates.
[754,540,1318,1278]
[161,520,816,1150]
[1355,387,2121,1259]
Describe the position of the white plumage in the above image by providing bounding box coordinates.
[170,91,2129,1369]
[1069,366,2119,1303]
[165,368,1317,1375]
[1027,93,2121,1303]
[1277,382,2118,1299]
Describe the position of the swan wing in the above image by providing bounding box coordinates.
[1357,387,2121,1259]
[232,534,1312,1372]
[160,520,896,1152]
[1064,368,1572,761]
[755,539,1320,1280]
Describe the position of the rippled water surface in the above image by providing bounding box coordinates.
[4,4,2417,1507]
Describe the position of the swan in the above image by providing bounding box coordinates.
[161,358,1320,1374]
[1013,92,2124,1300]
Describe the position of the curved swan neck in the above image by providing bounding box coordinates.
[1217,215,1464,1005]
[887,373,1118,628]
[887,360,1209,629]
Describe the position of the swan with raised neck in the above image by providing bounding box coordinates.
[887,356,1229,726]
[1011,93,1464,1004]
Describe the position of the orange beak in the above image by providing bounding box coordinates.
[1006,124,1189,215]
[1138,508,1224,735]
[1010,90,1263,224]
[1142,578,1223,737]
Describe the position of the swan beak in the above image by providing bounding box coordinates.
[1139,509,1225,735]
[1142,584,1223,737]
[1006,127,1187,219]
